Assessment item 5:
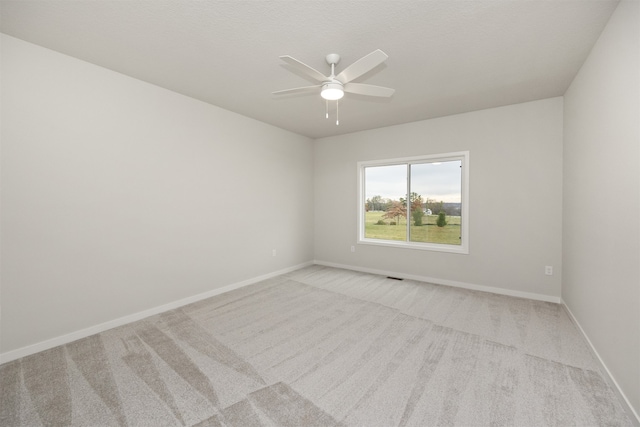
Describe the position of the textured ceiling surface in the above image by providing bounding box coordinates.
[1,0,619,139]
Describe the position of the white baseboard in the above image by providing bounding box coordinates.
[0,261,313,364]
[313,260,561,303]
[561,300,640,425]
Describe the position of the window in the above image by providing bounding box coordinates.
[358,152,469,254]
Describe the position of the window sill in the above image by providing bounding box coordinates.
[358,238,469,254]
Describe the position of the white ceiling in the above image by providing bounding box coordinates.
[1,0,619,139]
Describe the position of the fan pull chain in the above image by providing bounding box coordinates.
[324,99,339,125]
[324,100,340,126]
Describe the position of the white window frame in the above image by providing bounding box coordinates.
[357,151,469,254]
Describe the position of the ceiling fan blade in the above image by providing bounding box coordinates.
[344,83,395,97]
[280,55,328,83]
[272,85,320,96]
[336,49,389,84]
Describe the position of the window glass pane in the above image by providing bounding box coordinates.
[364,164,407,242]
[359,152,468,253]
[409,160,462,245]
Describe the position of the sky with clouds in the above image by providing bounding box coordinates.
[365,160,461,203]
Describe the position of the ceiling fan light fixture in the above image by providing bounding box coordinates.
[321,82,344,100]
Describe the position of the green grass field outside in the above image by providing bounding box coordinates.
[364,211,461,245]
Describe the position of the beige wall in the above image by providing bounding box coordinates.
[0,35,314,354]
[563,0,640,416]
[314,98,563,301]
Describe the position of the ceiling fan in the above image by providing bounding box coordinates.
[273,49,394,125]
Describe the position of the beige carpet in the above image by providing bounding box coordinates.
[0,265,634,426]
